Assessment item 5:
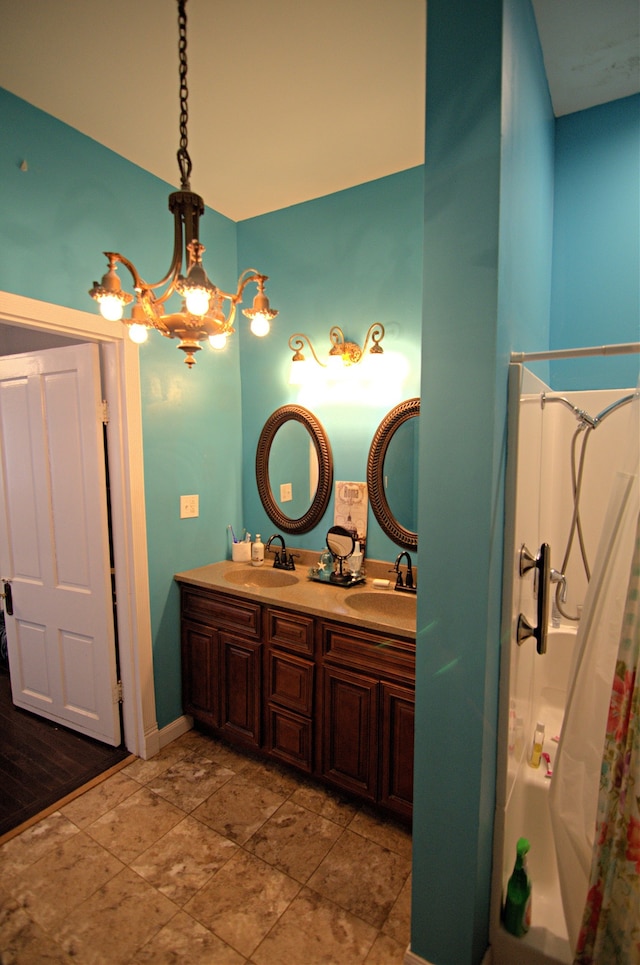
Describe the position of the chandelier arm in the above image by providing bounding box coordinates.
[103,252,147,293]
[360,322,385,355]
[288,333,327,368]
[146,209,187,299]
[105,199,187,309]
[215,269,267,305]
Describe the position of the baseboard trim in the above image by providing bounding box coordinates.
[157,714,193,751]
[404,944,492,965]
[404,947,429,965]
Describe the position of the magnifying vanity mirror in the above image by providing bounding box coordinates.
[326,525,356,584]
[256,405,333,534]
[367,397,420,551]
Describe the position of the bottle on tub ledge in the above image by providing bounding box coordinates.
[502,837,532,937]
[528,721,545,768]
[251,534,264,567]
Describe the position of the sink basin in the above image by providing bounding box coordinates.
[223,567,299,589]
[345,590,417,623]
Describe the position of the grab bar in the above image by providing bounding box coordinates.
[517,543,550,654]
[1,579,13,616]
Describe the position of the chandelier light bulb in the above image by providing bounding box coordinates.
[250,313,271,338]
[209,332,227,350]
[184,287,210,316]
[128,324,149,344]
[99,294,125,322]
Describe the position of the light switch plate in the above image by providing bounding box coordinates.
[280,483,292,502]
[180,494,199,518]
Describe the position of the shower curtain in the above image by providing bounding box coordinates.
[549,387,639,958]
[574,509,640,963]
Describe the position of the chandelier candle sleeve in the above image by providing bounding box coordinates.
[88,0,277,368]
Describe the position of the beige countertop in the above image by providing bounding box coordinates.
[175,551,417,641]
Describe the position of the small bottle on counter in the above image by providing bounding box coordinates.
[318,547,333,580]
[251,534,264,566]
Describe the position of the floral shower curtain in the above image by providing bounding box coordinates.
[574,509,640,964]
[549,387,639,959]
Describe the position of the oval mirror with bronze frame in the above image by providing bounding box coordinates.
[256,405,333,534]
[367,397,420,551]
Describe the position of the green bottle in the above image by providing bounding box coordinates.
[502,837,532,937]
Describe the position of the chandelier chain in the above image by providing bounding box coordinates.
[177,0,192,189]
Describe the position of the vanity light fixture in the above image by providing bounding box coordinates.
[288,324,385,385]
[88,0,277,368]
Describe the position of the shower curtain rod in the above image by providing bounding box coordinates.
[510,341,640,363]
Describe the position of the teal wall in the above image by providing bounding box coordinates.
[550,93,640,391]
[236,170,424,564]
[412,0,554,961]
[0,87,244,729]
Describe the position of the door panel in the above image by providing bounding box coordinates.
[0,343,121,745]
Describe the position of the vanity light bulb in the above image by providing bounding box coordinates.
[99,294,125,322]
[128,323,149,344]
[184,287,210,316]
[209,332,227,350]
[289,359,308,385]
[250,313,270,338]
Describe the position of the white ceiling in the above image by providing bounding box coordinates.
[0,0,637,222]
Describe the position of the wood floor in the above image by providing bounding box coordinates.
[0,668,130,837]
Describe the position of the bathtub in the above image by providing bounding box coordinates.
[491,626,577,965]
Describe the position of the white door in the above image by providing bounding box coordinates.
[0,342,121,745]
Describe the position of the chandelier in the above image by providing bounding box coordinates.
[89,0,277,368]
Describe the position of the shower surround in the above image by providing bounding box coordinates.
[490,364,637,965]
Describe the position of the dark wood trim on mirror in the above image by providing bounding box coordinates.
[367,397,419,550]
[256,405,333,534]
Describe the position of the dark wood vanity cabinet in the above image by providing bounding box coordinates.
[179,582,415,822]
[320,621,415,821]
[180,584,262,750]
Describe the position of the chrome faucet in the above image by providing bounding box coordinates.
[266,534,299,571]
[393,551,416,594]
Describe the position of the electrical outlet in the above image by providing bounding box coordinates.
[280,483,293,503]
[180,494,199,518]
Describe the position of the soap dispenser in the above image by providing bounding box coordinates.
[251,534,264,566]
[348,541,363,577]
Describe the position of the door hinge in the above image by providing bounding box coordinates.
[113,680,123,704]
[101,400,110,425]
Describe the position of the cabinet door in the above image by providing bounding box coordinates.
[322,665,378,801]
[380,682,415,821]
[219,632,262,748]
[181,619,220,727]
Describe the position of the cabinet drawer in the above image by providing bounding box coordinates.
[321,622,415,680]
[268,649,314,715]
[266,608,315,655]
[181,586,260,639]
[267,705,313,772]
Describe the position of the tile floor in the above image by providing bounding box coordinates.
[0,728,412,964]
